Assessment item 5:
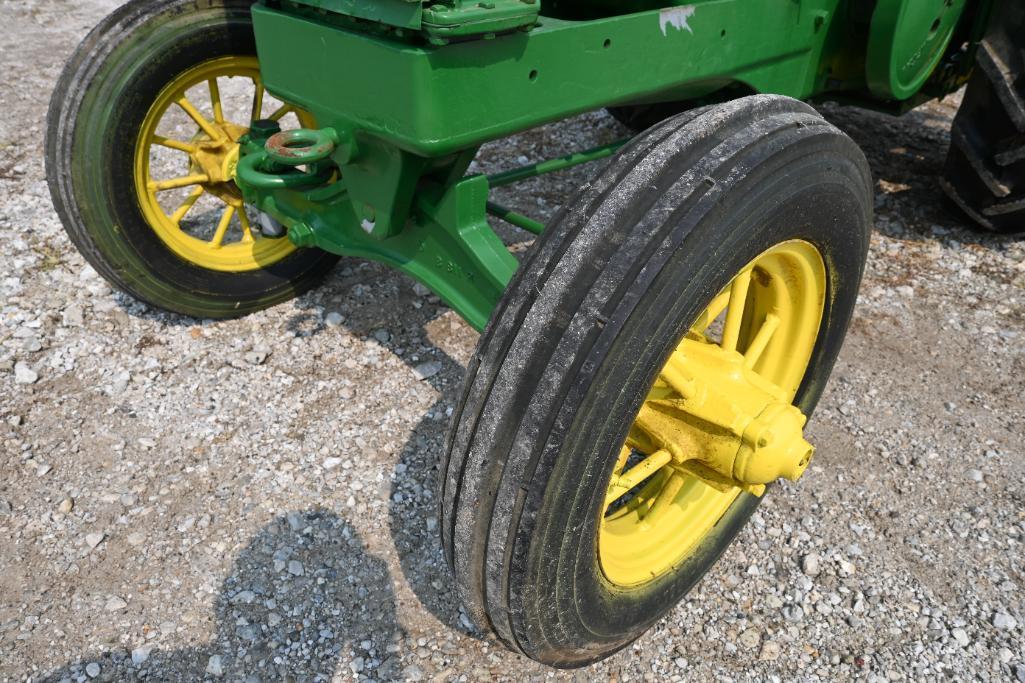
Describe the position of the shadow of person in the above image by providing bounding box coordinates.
[38,509,401,682]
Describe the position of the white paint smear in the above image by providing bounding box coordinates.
[660,5,696,36]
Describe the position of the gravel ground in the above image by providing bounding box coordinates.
[2,1,1024,681]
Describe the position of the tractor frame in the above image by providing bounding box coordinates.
[235,0,990,330]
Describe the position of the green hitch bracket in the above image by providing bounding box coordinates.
[236,138,518,330]
[236,123,339,191]
[235,152,334,190]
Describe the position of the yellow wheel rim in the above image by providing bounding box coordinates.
[133,56,315,272]
[598,240,827,587]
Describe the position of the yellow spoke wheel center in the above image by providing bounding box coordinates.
[598,240,827,587]
[133,56,314,272]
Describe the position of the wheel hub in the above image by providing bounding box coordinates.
[598,240,827,587]
[187,123,248,206]
[634,332,814,494]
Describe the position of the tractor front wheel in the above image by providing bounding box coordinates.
[46,0,339,318]
[440,95,873,666]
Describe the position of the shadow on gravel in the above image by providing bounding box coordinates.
[107,252,483,645]
[388,369,481,641]
[280,268,481,639]
[38,509,402,682]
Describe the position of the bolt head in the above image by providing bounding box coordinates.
[287,222,316,248]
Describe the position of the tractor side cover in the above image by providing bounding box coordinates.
[252,0,833,157]
[866,0,969,100]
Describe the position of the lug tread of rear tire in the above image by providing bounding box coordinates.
[974,40,1025,130]
[982,195,1025,216]
[993,137,1025,166]
[950,123,1012,196]
[942,7,1025,233]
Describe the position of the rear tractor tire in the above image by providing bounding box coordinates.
[942,3,1025,234]
[441,95,873,666]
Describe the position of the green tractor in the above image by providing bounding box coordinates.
[46,0,1019,667]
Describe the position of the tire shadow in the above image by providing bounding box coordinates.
[106,256,483,648]
[37,509,403,682]
[282,266,481,638]
[387,388,479,640]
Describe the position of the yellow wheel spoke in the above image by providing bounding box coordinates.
[171,186,205,224]
[134,56,309,272]
[626,425,658,455]
[643,471,686,527]
[743,312,781,369]
[176,96,224,142]
[238,209,255,244]
[613,446,631,476]
[208,78,224,124]
[691,289,730,334]
[659,356,696,400]
[721,268,752,352]
[210,204,236,248]
[151,135,198,154]
[251,79,265,121]
[268,103,294,122]
[604,449,672,509]
[148,173,209,192]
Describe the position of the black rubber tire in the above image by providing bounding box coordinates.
[941,3,1025,234]
[440,95,872,667]
[45,0,339,318]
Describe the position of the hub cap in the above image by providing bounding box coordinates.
[598,240,827,587]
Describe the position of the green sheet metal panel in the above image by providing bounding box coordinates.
[252,0,832,157]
